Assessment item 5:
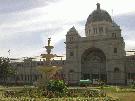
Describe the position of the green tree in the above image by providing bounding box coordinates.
[0,57,15,84]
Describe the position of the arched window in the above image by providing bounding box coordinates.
[89,29,91,34]
[70,51,74,56]
[99,27,103,33]
[114,48,117,53]
[114,67,120,72]
[93,28,98,34]
[112,33,116,38]
[69,69,74,73]
[70,37,74,41]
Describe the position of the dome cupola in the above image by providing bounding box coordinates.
[86,3,112,25]
[85,3,115,37]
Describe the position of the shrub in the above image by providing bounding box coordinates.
[46,80,67,96]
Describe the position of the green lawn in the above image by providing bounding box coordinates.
[105,86,135,101]
[107,92,135,101]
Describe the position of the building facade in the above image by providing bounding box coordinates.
[5,58,65,84]
[7,3,135,85]
[64,3,135,85]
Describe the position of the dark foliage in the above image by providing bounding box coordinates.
[0,57,15,84]
[46,80,67,95]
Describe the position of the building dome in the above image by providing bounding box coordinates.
[86,3,112,25]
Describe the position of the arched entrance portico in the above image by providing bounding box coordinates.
[81,48,106,82]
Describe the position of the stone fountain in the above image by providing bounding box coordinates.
[41,38,56,66]
[37,38,62,84]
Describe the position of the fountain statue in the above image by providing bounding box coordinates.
[48,38,51,46]
[41,38,56,66]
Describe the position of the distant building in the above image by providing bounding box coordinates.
[6,58,65,84]
[7,3,135,85]
[64,3,135,85]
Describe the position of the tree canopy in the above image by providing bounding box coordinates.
[0,57,15,83]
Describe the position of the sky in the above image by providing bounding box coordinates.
[0,0,135,58]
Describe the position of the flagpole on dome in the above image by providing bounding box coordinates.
[112,9,114,21]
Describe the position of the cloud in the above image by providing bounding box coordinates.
[0,0,59,13]
[0,0,63,58]
[113,12,135,50]
[0,0,135,58]
[53,39,65,55]
[114,12,135,31]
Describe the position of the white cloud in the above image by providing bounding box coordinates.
[125,40,135,50]
[0,0,135,58]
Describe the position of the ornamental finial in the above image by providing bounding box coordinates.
[48,38,51,46]
[96,3,100,10]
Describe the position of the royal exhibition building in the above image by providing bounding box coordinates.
[7,3,135,85]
